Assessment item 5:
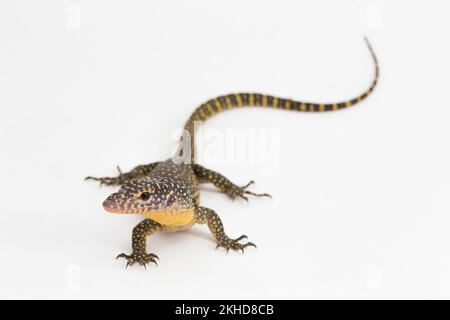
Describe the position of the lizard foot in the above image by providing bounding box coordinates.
[85,166,125,186]
[116,252,159,269]
[216,235,257,254]
[228,180,272,201]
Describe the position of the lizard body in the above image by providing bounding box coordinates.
[86,38,379,268]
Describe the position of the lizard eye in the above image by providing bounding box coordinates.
[139,192,151,201]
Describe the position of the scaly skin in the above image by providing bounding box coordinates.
[86,38,379,269]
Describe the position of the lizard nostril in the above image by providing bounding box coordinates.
[103,194,122,212]
[102,198,114,209]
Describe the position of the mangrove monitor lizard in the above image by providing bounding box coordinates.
[86,38,379,269]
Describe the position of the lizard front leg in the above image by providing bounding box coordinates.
[194,206,256,253]
[116,219,162,269]
[85,162,160,186]
[193,164,271,201]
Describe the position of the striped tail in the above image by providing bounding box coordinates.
[180,37,379,164]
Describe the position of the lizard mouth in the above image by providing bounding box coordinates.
[102,194,175,214]
[102,189,183,214]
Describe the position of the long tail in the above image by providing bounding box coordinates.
[180,37,379,164]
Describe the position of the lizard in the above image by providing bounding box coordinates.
[86,37,379,269]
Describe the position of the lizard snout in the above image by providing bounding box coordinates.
[103,193,125,213]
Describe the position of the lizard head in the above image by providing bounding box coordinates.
[102,177,190,215]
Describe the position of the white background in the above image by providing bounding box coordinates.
[1,0,449,299]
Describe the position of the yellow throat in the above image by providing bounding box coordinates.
[142,208,194,227]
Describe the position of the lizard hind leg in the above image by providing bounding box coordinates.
[193,164,272,201]
[194,206,256,254]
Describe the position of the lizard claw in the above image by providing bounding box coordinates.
[241,180,255,189]
[244,190,272,198]
[85,175,120,186]
[228,180,272,201]
[85,166,126,186]
[216,235,256,254]
[117,252,159,269]
[116,253,128,260]
[234,235,248,242]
